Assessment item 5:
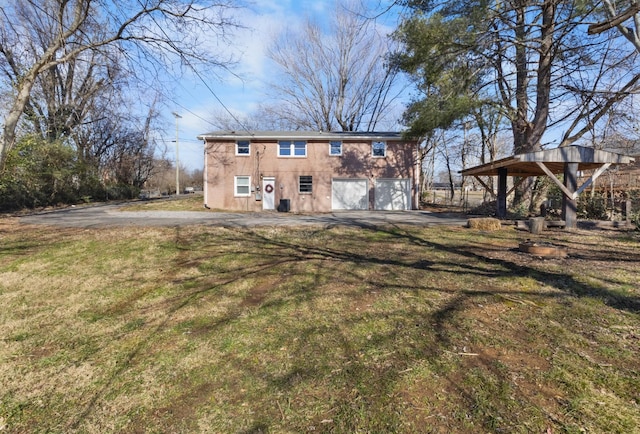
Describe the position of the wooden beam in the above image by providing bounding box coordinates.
[575,163,611,197]
[506,176,528,197]
[472,176,496,199]
[461,156,522,176]
[535,162,575,199]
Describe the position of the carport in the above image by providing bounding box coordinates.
[461,146,635,228]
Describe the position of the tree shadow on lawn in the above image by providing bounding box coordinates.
[174,226,638,429]
[223,226,639,431]
[70,224,639,432]
[209,224,640,314]
[0,224,76,259]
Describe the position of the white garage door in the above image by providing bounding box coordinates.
[375,179,411,210]
[332,179,369,210]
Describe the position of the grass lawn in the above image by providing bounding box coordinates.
[0,213,639,433]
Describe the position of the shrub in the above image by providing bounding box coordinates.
[578,193,608,220]
[0,136,79,211]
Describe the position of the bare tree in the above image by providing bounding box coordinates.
[266,0,405,132]
[208,106,294,132]
[0,0,240,168]
[16,44,113,145]
[589,0,640,52]
[20,31,165,191]
[436,131,461,203]
[71,99,159,189]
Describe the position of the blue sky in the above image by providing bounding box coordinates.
[158,0,403,172]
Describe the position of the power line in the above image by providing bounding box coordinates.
[185,67,254,136]
[167,98,217,129]
[139,0,255,137]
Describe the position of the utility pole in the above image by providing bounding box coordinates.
[172,112,182,195]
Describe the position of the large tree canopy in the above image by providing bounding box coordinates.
[394,0,640,156]
[392,10,484,138]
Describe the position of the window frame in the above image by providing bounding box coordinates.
[235,140,250,156]
[293,141,306,156]
[234,175,251,197]
[329,141,342,156]
[299,175,313,194]
[372,141,386,158]
[279,140,307,157]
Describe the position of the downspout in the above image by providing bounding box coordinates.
[203,140,209,208]
[414,141,421,210]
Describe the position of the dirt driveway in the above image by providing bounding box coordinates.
[17,203,469,229]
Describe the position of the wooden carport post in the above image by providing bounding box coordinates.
[562,162,578,229]
[497,168,508,219]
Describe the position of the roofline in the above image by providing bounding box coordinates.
[196,130,411,142]
[461,145,635,177]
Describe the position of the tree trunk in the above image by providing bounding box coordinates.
[512,4,530,155]
[1,72,39,169]
[527,0,557,151]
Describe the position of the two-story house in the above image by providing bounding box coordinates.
[197,131,420,213]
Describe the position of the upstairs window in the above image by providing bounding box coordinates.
[278,141,291,156]
[279,140,307,157]
[299,175,313,193]
[236,141,250,156]
[329,141,342,156]
[294,141,306,156]
[372,141,386,157]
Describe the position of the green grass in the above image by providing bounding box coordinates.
[0,217,639,433]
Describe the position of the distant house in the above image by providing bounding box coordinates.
[197,131,420,213]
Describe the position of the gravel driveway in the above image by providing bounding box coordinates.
[17,203,469,229]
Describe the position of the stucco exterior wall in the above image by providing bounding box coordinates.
[203,137,418,213]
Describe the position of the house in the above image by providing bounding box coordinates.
[197,131,420,213]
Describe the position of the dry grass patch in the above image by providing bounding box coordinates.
[122,194,206,212]
[467,217,502,231]
[0,220,638,433]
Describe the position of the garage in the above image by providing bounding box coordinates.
[332,179,369,210]
[374,179,411,210]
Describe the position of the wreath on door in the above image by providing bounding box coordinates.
[264,184,274,193]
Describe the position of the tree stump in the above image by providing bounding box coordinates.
[529,217,545,234]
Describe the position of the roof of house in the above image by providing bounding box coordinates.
[196,130,408,141]
[461,145,635,177]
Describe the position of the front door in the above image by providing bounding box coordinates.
[262,177,276,210]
